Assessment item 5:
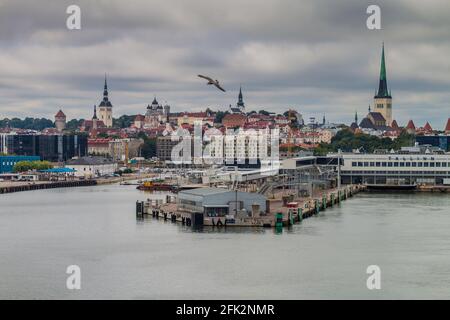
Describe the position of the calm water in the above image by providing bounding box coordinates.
[1,183,450,299]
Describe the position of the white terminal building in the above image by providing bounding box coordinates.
[65,156,117,179]
[339,145,450,186]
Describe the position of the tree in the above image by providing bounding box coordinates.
[314,129,415,155]
[13,161,53,173]
[141,137,157,158]
[214,111,229,124]
[113,115,136,128]
[66,119,84,130]
[0,117,54,130]
[137,132,157,158]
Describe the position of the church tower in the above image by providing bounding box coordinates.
[98,75,113,127]
[237,86,245,112]
[374,43,393,126]
[92,105,98,130]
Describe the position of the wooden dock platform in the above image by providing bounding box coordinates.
[136,184,366,228]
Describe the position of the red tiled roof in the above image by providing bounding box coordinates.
[423,122,432,131]
[406,120,416,130]
[391,119,399,130]
[445,118,450,132]
[88,138,111,145]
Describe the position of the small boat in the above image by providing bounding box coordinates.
[137,181,176,192]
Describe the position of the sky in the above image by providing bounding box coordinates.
[0,0,449,129]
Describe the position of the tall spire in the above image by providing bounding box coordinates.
[380,43,386,81]
[375,43,391,98]
[103,74,109,100]
[237,86,244,108]
[355,111,358,124]
[92,105,98,120]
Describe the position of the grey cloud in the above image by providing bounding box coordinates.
[0,0,449,128]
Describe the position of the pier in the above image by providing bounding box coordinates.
[0,180,97,194]
[136,184,366,228]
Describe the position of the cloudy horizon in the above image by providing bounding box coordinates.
[0,0,449,129]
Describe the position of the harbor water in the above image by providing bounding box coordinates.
[1,183,450,299]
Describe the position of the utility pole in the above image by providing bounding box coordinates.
[337,148,342,189]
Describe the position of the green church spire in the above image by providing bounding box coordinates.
[375,43,391,98]
[380,43,386,81]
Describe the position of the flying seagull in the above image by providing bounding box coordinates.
[198,75,226,92]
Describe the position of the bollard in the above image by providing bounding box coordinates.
[289,210,294,226]
[275,213,283,228]
[298,208,303,222]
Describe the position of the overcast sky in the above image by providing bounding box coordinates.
[0,0,449,128]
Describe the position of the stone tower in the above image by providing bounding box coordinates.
[98,75,113,127]
[54,109,66,132]
[373,43,393,126]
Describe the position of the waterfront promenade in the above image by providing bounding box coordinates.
[0,173,155,194]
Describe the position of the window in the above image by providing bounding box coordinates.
[388,162,393,167]
[370,162,375,167]
[352,162,357,167]
[382,162,387,167]
[418,162,423,167]
[412,162,417,167]
[400,162,405,167]
[406,162,411,167]
[424,162,429,167]
[394,162,399,167]
[376,162,381,167]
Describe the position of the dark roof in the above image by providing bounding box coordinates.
[66,156,115,166]
[350,122,359,130]
[99,100,112,107]
[359,117,375,129]
[368,112,386,122]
